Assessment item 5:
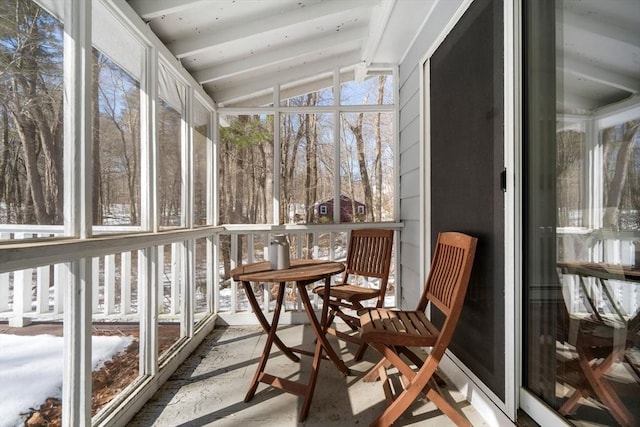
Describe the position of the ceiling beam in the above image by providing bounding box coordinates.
[220,70,357,108]
[561,56,640,94]
[193,26,367,84]
[361,0,396,67]
[127,0,210,21]
[211,51,363,104]
[563,10,639,49]
[167,0,373,58]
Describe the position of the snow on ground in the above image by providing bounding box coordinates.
[0,334,133,427]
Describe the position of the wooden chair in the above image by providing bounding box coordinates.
[313,228,394,360]
[359,232,477,427]
[558,317,638,427]
[556,262,639,427]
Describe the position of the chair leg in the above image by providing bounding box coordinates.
[353,342,369,361]
[576,349,634,427]
[424,383,471,427]
[560,343,634,427]
[370,379,425,427]
[363,357,392,382]
[325,309,337,329]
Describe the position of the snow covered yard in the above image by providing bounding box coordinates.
[0,334,132,427]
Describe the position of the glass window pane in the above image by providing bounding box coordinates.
[340,112,394,222]
[194,237,211,322]
[280,112,334,224]
[280,78,334,107]
[93,49,141,229]
[556,120,586,228]
[340,74,393,105]
[0,1,64,235]
[218,114,274,224]
[524,1,640,425]
[193,99,210,227]
[601,121,640,232]
[158,243,183,357]
[158,99,182,229]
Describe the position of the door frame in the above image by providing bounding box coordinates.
[419,0,518,422]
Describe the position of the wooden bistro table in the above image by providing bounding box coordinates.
[230,259,350,422]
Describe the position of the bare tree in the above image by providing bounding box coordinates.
[0,1,63,224]
[92,49,103,224]
[374,75,386,221]
[346,113,374,221]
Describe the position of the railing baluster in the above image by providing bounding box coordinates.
[248,234,254,264]
[13,268,32,315]
[0,233,9,313]
[158,245,165,314]
[11,233,33,325]
[53,263,65,314]
[36,264,50,314]
[104,253,116,315]
[213,235,220,314]
[171,242,181,315]
[92,258,100,313]
[121,251,132,315]
[231,234,238,314]
[0,270,9,313]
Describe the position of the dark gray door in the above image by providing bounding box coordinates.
[430,0,505,400]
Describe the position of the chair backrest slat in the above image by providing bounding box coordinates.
[418,232,477,317]
[344,229,394,280]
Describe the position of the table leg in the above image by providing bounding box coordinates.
[297,277,350,421]
[245,281,288,402]
[241,281,299,362]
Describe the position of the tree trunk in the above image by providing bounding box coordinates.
[282,113,304,223]
[92,49,102,224]
[304,113,318,255]
[13,114,49,224]
[374,75,386,221]
[31,99,63,223]
[349,113,374,221]
[0,108,9,201]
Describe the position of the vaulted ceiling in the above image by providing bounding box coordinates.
[557,0,640,114]
[124,0,639,112]
[126,0,436,107]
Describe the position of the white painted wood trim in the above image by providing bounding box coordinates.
[62,1,93,426]
[503,0,520,420]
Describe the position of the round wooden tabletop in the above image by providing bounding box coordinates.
[231,259,345,283]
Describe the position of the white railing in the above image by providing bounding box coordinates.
[557,227,640,321]
[215,225,400,325]
[0,223,402,326]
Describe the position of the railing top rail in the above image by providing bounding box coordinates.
[222,222,403,233]
[0,223,403,274]
[0,226,223,273]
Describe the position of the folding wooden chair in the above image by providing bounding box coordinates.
[313,228,394,360]
[558,317,637,427]
[359,232,477,427]
[556,262,639,427]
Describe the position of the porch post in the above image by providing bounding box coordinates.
[62,0,92,424]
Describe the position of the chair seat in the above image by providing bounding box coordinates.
[360,308,440,347]
[314,284,380,302]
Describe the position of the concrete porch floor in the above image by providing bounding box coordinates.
[129,324,490,426]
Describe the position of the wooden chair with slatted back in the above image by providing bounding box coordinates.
[313,228,394,360]
[359,232,477,427]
